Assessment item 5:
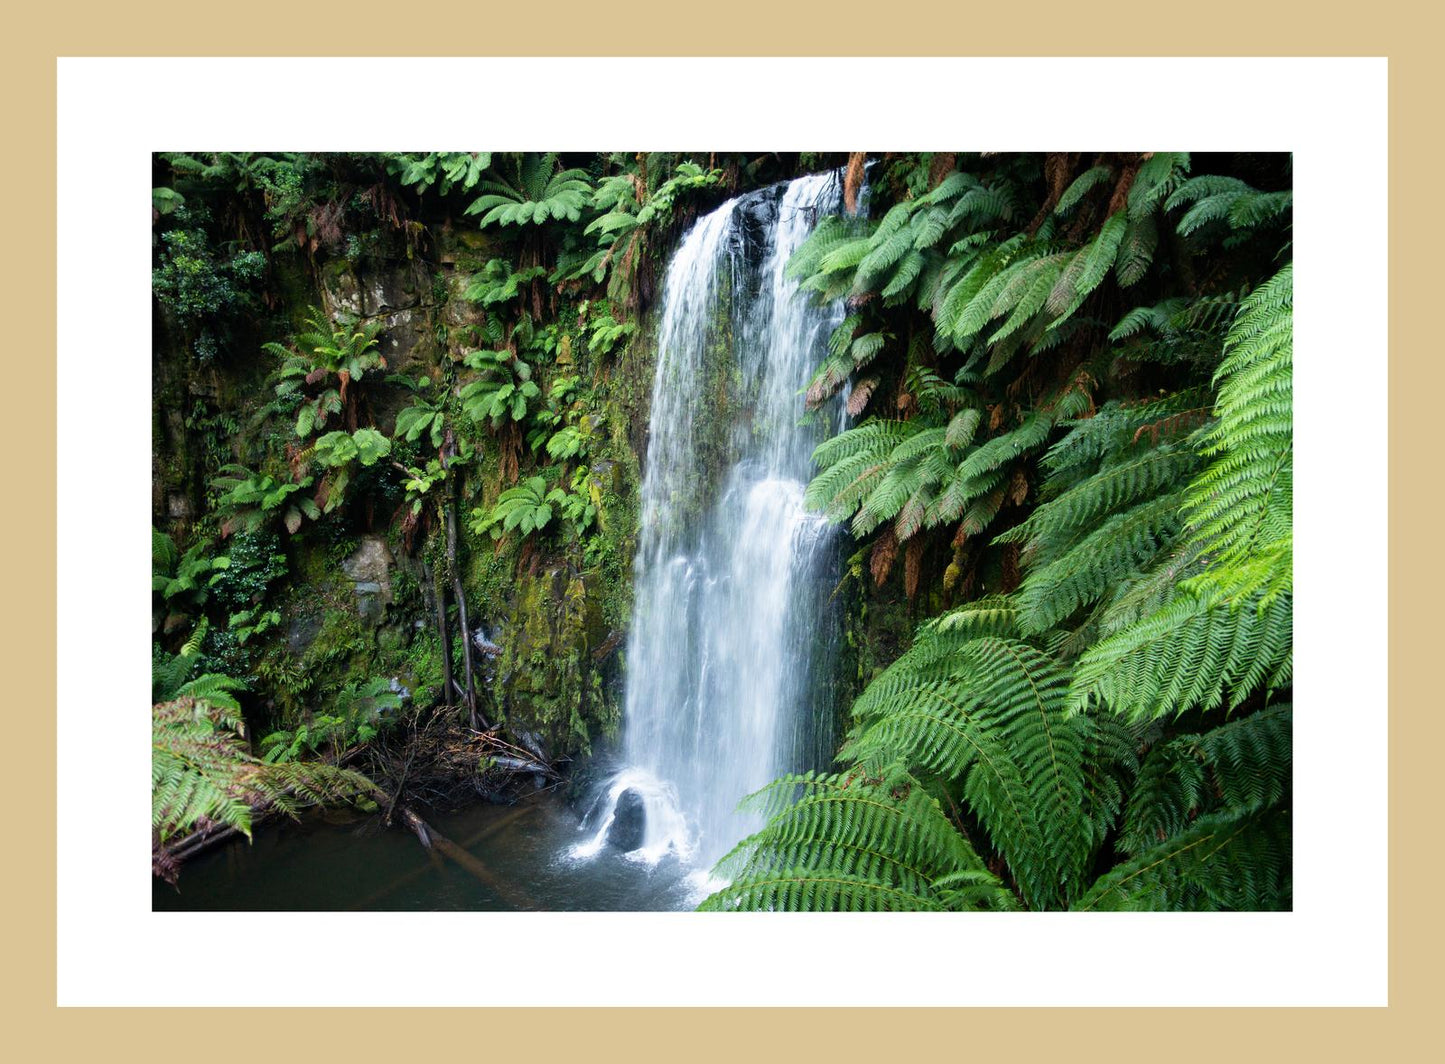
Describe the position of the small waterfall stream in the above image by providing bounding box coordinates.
[571,172,846,887]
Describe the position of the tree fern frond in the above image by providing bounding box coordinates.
[1120,704,1292,856]
[1073,808,1290,911]
[153,694,380,856]
[1044,212,1128,325]
[1015,490,1187,633]
[1001,442,1199,557]
[1069,590,1292,721]
[1114,212,1159,287]
[845,635,1090,909]
[955,412,1054,481]
[933,234,1029,351]
[1127,151,1191,221]
[702,771,1011,912]
[1054,165,1114,217]
[947,183,1017,230]
[988,252,1071,346]
[1182,263,1292,576]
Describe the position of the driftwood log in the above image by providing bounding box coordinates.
[347,803,539,910]
[392,803,537,909]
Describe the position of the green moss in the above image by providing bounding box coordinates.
[397,626,443,701]
[301,607,373,696]
[482,564,621,758]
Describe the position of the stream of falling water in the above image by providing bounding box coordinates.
[570,172,846,899]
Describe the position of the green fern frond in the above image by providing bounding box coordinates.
[701,771,1012,912]
[946,182,1017,230]
[988,252,1071,346]
[1127,151,1191,220]
[1182,263,1292,579]
[1120,704,1292,856]
[1114,212,1159,287]
[955,412,1054,481]
[1069,590,1292,721]
[1041,213,1127,334]
[176,672,247,717]
[845,635,1090,910]
[932,234,1029,352]
[152,528,179,574]
[1015,490,1187,633]
[1073,808,1290,911]
[1003,443,1199,555]
[1054,165,1113,217]
[928,596,1023,639]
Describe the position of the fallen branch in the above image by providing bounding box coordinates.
[346,803,539,910]
[393,803,536,909]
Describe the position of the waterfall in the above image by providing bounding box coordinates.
[571,172,846,883]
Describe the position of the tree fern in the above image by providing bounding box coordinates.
[464,152,594,228]
[704,152,1290,913]
[389,151,491,198]
[846,634,1090,909]
[1070,265,1293,716]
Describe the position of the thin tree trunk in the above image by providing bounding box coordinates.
[444,496,482,731]
[433,561,454,706]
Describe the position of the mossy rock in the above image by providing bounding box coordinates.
[488,564,618,759]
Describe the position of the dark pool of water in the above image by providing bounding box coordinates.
[152,791,705,911]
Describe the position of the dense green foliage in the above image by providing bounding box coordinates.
[702,152,1293,912]
[153,150,1290,911]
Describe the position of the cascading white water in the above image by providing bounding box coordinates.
[571,172,846,882]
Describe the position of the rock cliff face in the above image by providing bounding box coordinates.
[152,218,651,761]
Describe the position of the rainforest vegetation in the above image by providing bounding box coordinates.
[152,150,1291,911]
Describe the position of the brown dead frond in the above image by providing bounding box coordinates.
[846,377,879,417]
[1010,468,1029,506]
[870,527,899,588]
[844,152,868,215]
[1131,407,1213,445]
[499,422,522,485]
[1107,156,1144,216]
[1027,152,1078,235]
[904,537,923,600]
[1001,543,1021,593]
[928,153,957,190]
